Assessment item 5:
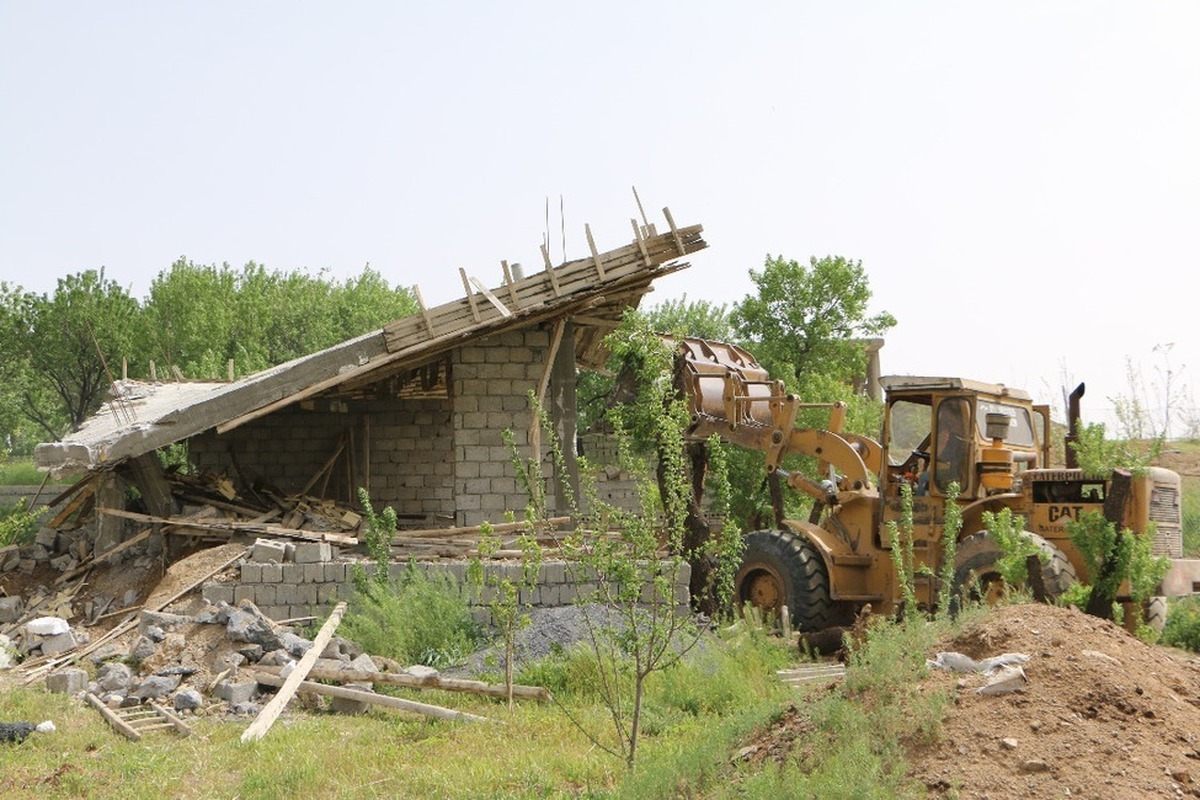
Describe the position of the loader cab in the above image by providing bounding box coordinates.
[879,377,1043,504]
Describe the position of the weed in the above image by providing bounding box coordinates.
[340,565,479,668]
[1163,596,1200,652]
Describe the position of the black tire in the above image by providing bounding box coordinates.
[951,530,1077,609]
[735,529,851,632]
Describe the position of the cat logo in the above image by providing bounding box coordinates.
[1047,505,1084,523]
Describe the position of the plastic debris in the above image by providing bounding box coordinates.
[926,651,1030,675]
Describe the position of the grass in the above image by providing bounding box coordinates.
[0,621,796,799]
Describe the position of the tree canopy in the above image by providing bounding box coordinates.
[0,261,416,452]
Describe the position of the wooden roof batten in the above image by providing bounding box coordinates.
[33,207,705,474]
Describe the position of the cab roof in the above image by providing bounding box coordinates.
[878,375,1033,402]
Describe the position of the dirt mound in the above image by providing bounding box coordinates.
[911,603,1200,798]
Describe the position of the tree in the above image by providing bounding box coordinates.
[1,270,139,439]
[731,255,895,388]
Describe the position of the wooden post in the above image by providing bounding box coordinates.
[241,601,348,742]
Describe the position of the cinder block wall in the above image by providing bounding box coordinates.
[451,328,554,527]
[190,400,456,519]
[201,556,691,624]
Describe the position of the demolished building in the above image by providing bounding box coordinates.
[14,210,705,622]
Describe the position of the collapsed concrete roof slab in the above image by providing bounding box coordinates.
[35,212,706,475]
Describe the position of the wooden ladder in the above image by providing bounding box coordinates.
[86,693,192,741]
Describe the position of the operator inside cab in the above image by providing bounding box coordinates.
[916,398,970,495]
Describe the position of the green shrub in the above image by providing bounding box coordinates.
[1163,596,1200,652]
[340,566,479,668]
[0,498,40,547]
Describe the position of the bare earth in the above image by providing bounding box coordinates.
[753,603,1200,798]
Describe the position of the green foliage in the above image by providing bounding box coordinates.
[1069,420,1160,478]
[937,483,963,616]
[353,488,396,594]
[704,435,747,610]
[730,618,949,799]
[0,497,41,547]
[730,254,895,387]
[0,270,140,439]
[341,564,479,668]
[0,458,51,485]
[1163,596,1200,652]
[982,507,1045,588]
[638,294,733,341]
[1067,508,1170,605]
[886,483,919,621]
[468,517,544,707]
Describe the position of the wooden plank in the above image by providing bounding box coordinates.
[299,435,345,497]
[149,703,192,737]
[97,507,358,546]
[663,206,686,256]
[87,692,141,741]
[44,472,97,510]
[501,261,521,310]
[469,276,513,318]
[255,662,550,701]
[48,480,96,528]
[56,527,154,585]
[391,515,570,541]
[540,243,562,296]
[251,672,488,723]
[631,218,652,266]
[459,268,481,323]
[585,223,606,279]
[412,284,436,337]
[241,601,348,742]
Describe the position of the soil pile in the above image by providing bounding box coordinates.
[913,603,1200,798]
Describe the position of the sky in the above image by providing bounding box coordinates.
[1,2,1197,432]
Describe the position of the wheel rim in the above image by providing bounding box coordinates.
[738,564,786,613]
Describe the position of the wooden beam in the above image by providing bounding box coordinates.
[56,527,154,585]
[585,223,606,279]
[241,601,348,742]
[540,243,562,296]
[251,672,488,723]
[412,284,436,337]
[87,692,141,741]
[631,218,652,266]
[501,261,521,310]
[256,662,550,701]
[663,207,686,256]
[469,276,513,318]
[459,268,481,323]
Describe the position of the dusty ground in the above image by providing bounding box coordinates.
[750,603,1200,799]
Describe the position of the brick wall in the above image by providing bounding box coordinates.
[201,553,691,624]
[451,328,553,527]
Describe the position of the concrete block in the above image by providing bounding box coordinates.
[46,667,88,695]
[202,584,235,606]
[317,583,340,604]
[261,563,283,583]
[303,563,325,583]
[324,563,346,582]
[282,564,303,583]
[240,562,263,583]
[251,538,287,564]
[40,630,78,656]
[215,680,256,705]
[293,541,331,564]
[254,585,276,606]
[0,595,23,624]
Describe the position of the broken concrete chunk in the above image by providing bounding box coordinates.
[138,610,192,635]
[226,609,283,651]
[135,675,182,700]
[279,632,314,658]
[174,689,204,711]
[35,527,58,550]
[40,631,79,656]
[0,596,23,624]
[97,662,134,693]
[46,668,88,695]
[129,636,158,661]
[25,617,70,636]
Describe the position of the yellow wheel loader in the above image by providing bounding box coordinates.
[675,337,1192,630]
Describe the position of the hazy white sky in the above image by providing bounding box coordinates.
[2,2,1197,431]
